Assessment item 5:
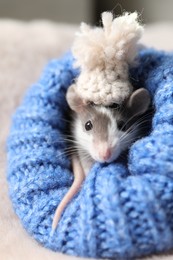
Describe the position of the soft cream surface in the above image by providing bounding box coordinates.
[0,20,173,260]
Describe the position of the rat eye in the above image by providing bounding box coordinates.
[88,101,95,106]
[108,103,121,110]
[85,120,93,131]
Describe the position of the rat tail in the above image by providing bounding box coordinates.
[52,156,85,232]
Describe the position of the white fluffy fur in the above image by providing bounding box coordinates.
[72,12,144,106]
[73,12,143,70]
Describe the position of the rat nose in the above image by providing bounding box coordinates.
[99,148,111,161]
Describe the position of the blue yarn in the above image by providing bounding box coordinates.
[7,49,173,259]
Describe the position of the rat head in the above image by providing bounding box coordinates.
[66,84,151,163]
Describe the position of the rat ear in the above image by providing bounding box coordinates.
[66,84,86,112]
[126,88,151,117]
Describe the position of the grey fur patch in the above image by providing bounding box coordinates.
[77,104,127,141]
[77,105,111,141]
[91,106,111,141]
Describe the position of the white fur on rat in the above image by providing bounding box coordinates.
[52,85,151,231]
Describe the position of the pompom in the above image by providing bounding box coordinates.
[72,12,143,71]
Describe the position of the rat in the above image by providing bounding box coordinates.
[52,85,151,231]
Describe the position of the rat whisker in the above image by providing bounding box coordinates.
[79,153,93,162]
[120,135,138,146]
[63,139,80,145]
[132,112,153,125]
[119,135,133,146]
[55,152,73,160]
[120,118,152,145]
[127,118,152,134]
[120,113,153,138]
[64,148,78,153]
[74,145,91,159]
[56,147,78,155]
[119,110,153,133]
[58,117,72,123]
[47,138,77,146]
[55,148,81,159]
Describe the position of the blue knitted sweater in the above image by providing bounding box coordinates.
[7,49,173,259]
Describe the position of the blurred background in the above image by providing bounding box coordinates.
[0,0,173,25]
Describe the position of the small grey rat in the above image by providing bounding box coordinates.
[52,85,151,231]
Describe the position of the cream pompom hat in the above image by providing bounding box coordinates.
[71,12,144,106]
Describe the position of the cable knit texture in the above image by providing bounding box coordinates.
[7,49,173,259]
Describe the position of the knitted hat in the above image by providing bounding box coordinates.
[72,12,144,106]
